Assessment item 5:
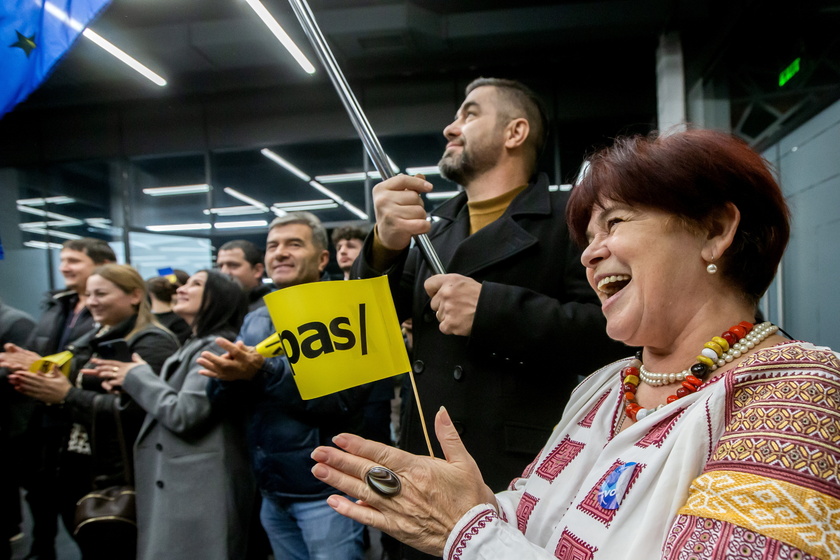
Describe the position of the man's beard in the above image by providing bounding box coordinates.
[438,148,474,186]
[438,136,500,187]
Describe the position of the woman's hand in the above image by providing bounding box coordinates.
[311,407,497,556]
[8,367,72,404]
[0,343,42,372]
[82,353,146,392]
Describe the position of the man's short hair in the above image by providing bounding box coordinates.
[62,238,116,264]
[218,239,264,268]
[331,225,370,246]
[465,77,549,173]
[268,212,328,251]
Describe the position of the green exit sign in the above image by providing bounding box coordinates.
[779,58,801,87]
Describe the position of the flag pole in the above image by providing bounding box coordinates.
[287,0,447,278]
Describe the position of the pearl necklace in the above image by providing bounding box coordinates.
[622,321,778,422]
[638,322,778,386]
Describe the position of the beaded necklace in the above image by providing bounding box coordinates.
[622,321,778,422]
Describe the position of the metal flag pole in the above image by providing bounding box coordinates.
[287,0,446,276]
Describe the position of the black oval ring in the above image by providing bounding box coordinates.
[365,466,401,497]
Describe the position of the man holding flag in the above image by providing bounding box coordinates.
[199,212,370,560]
[353,78,627,509]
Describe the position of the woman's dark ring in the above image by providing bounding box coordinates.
[365,466,401,497]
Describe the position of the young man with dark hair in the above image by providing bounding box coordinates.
[331,225,369,280]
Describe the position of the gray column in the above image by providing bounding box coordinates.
[656,32,687,134]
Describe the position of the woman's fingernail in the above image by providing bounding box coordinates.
[439,406,452,426]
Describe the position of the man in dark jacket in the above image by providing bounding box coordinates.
[0,238,114,560]
[201,213,369,560]
[352,78,628,505]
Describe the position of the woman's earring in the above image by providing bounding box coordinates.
[706,263,718,274]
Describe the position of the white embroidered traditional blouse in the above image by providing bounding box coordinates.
[444,341,840,560]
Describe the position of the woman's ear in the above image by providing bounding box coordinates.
[701,202,740,263]
[130,288,144,307]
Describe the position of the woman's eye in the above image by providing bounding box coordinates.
[606,218,624,230]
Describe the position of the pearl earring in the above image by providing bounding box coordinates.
[707,263,718,274]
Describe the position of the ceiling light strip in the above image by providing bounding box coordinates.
[261,149,311,181]
[262,148,368,219]
[405,166,442,176]
[82,29,167,86]
[273,198,335,208]
[24,240,63,250]
[213,220,269,229]
[223,188,269,212]
[143,184,211,196]
[41,1,166,86]
[244,0,316,74]
[203,206,268,216]
[425,191,461,200]
[16,205,84,225]
[16,196,75,206]
[308,181,368,220]
[146,223,212,232]
[314,171,383,184]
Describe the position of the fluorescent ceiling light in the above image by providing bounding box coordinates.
[262,150,369,220]
[425,191,461,200]
[16,196,75,206]
[405,166,442,176]
[223,188,269,212]
[261,149,311,182]
[203,206,267,216]
[42,1,166,86]
[308,181,368,220]
[82,29,167,86]
[143,184,211,196]
[146,223,212,232]
[272,202,338,213]
[18,225,82,240]
[272,199,339,212]
[315,171,383,184]
[244,0,316,74]
[548,184,573,192]
[16,205,83,225]
[24,240,64,250]
[214,220,269,229]
[85,218,112,226]
[273,199,336,209]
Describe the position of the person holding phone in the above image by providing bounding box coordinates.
[7,264,179,560]
[84,270,254,560]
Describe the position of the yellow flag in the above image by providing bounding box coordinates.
[29,350,73,377]
[263,276,409,399]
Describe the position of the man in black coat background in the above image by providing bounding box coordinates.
[353,78,628,512]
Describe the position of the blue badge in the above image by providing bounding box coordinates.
[597,462,637,510]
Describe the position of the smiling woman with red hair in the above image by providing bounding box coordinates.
[305,129,839,560]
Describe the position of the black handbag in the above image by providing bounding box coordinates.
[73,394,137,540]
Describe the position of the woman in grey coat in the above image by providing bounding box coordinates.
[85,270,254,560]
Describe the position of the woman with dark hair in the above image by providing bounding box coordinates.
[84,270,255,560]
[306,129,839,560]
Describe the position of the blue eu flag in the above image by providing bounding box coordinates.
[1,0,111,118]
